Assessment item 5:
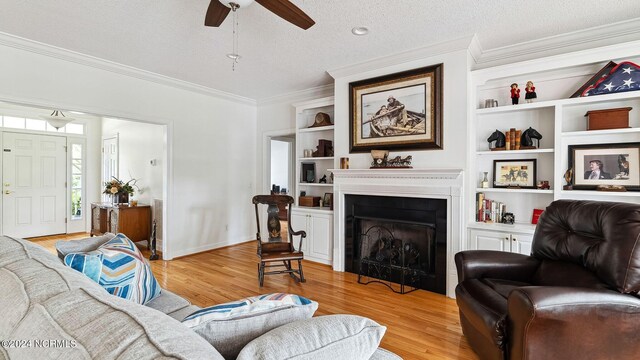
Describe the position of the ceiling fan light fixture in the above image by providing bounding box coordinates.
[226,53,241,61]
[221,0,254,9]
[352,26,370,36]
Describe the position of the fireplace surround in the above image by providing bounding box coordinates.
[332,169,464,297]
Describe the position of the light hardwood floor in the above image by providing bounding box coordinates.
[30,233,478,360]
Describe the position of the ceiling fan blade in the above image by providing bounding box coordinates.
[205,0,231,27]
[255,0,315,30]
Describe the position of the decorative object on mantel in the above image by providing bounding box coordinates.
[349,63,443,152]
[369,150,412,168]
[103,177,139,204]
[319,175,327,183]
[580,61,640,97]
[309,112,332,128]
[585,107,631,130]
[40,110,74,130]
[340,157,349,169]
[492,159,537,189]
[510,83,520,105]
[489,128,540,151]
[569,142,640,191]
[563,168,573,190]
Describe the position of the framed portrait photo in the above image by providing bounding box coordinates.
[492,159,537,188]
[569,142,640,190]
[323,192,333,208]
[349,64,443,153]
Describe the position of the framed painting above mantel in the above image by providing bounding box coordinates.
[349,64,443,153]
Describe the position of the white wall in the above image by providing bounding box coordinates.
[331,49,471,170]
[102,118,164,205]
[0,36,257,259]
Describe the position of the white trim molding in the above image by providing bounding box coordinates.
[331,168,464,298]
[0,32,256,106]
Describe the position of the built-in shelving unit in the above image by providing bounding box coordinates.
[468,50,640,246]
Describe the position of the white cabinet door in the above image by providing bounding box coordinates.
[512,233,534,255]
[290,211,309,254]
[309,214,332,261]
[469,229,510,252]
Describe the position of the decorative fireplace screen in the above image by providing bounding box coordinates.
[358,224,434,294]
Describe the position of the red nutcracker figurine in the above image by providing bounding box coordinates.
[510,83,520,105]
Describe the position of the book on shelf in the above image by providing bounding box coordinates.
[505,131,511,150]
[515,130,521,150]
[476,192,506,223]
[509,128,516,151]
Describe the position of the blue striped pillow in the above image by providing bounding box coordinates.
[64,233,161,305]
[183,293,314,326]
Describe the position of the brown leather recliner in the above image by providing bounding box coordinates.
[455,200,640,360]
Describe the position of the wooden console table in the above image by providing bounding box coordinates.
[91,203,153,256]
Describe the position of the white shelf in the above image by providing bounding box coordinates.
[299,157,334,161]
[561,127,640,137]
[476,102,556,115]
[298,183,334,187]
[298,125,334,133]
[476,188,553,194]
[292,206,333,215]
[476,90,640,114]
[476,148,554,155]
[560,190,640,197]
[468,221,537,234]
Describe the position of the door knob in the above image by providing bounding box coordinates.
[3,183,9,187]
[4,190,13,195]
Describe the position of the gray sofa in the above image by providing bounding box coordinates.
[1,235,400,359]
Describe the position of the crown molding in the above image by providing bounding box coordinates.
[474,18,640,69]
[327,34,475,80]
[0,32,256,106]
[257,84,334,106]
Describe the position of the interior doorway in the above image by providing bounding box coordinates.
[270,135,295,196]
[102,135,118,201]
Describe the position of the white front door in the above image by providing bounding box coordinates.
[2,133,67,238]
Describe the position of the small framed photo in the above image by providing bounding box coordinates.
[569,142,640,190]
[301,163,316,183]
[323,192,333,208]
[492,159,537,188]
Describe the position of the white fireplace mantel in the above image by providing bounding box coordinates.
[331,168,464,298]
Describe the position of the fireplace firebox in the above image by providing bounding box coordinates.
[345,194,447,294]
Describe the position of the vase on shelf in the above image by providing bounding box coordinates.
[113,192,129,205]
[481,172,489,188]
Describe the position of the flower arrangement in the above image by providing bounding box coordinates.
[103,177,138,196]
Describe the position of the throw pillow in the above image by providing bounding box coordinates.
[63,233,161,305]
[183,293,318,360]
[236,315,386,360]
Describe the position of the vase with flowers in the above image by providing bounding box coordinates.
[103,177,139,204]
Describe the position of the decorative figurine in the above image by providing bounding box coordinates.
[510,83,520,105]
[487,129,506,149]
[520,127,542,148]
[536,181,550,190]
[502,212,515,224]
[563,168,573,190]
[525,81,537,103]
[319,175,327,183]
[481,172,489,188]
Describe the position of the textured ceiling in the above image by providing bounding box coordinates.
[1,0,639,100]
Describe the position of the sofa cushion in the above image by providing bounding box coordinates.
[56,233,115,260]
[0,268,30,338]
[183,293,318,359]
[237,315,386,360]
[145,289,192,315]
[64,234,161,305]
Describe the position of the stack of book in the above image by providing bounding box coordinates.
[505,128,521,150]
[476,193,507,223]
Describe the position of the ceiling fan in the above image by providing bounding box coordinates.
[205,0,315,30]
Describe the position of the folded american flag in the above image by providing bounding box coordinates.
[582,61,640,96]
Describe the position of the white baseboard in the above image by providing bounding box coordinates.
[165,236,253,260]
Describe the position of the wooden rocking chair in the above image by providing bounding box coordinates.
[252,195,306,287]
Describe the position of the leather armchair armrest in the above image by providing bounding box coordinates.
[455,250,540,283]
[508,287,640,359]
